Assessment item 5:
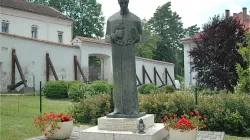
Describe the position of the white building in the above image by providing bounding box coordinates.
[0,0,175,92]
[0,0,74,44]
[181,8,250,88]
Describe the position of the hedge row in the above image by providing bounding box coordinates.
[42,80,112,101]
[138,84,175,94]
[69,92,250,137]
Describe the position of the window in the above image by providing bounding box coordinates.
[2,21,9,33]
[58,31,63,43]
[31,26,38,39]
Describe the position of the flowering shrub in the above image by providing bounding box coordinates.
[164,110,207,131]
[34,112,72,136]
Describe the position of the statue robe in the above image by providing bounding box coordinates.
[105,11,142,115]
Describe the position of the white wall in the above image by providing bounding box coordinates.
[0,7,73,44]
[0,33,80,92]
[183,40,197,87]
[136,57,175,87]
[72,37,175,87]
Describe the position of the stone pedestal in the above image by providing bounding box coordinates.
[98,114,154,131]
[80,123,168,140]
[80,114,168,140]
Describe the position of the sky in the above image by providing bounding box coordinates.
[96,0,250,29]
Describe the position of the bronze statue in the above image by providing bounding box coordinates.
[105,0,146,118]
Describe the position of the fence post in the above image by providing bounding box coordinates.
[195,87,198,106]
[40,81,42,114]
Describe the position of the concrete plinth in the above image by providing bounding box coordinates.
[80,123,168,140]
[98,114,154,131]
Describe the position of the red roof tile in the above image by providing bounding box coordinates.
[75,36,111,46]
[0,32,77,48]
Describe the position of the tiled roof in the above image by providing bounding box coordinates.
[75,36,111,45]
[181,10,250,41]
[0,0,73,21]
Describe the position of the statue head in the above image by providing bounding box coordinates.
[118,0,129,14]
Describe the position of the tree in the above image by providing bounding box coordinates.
[135,19,161,59]
[189,15,247,92]
[28,0,105,38]
[236,34,250,93]
[149,2,184,64]
[184,24,200,37]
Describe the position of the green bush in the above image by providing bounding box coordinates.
[68,83,93,102]
[42,81,69,99]
[69,93,110,124]
[201,88,218,95]
[138,84,158,94]
[89,80,112,94]
[159,85,175,93]
[140,92,250,136]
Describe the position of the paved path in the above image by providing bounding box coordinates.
[26,125,225,140]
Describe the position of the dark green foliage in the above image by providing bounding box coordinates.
[42,81,69,99]
[189,15,247,92]
[89,81,112,94]
[159,85,175,93]
[69,93,110,124]
[68,82,93,102]
[138,84,158,94]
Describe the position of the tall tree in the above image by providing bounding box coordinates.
[28,0,105,38]
[236,34,250,93]
[135,19,161,59]
[189,15,247,92]
[184,24,200,37]
[149,2,184,63]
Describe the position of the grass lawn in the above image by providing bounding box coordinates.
[225,135,250,140]
[0,95,72,140]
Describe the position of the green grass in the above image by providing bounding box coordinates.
[225,135,250,140]
[0,95,72,140]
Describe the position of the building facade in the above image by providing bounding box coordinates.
[0,0,74,44]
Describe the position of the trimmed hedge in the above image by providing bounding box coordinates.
[159,85,175,93]
[89,80,112,94]
[138,84,158,94]
[42,81,69,99]
[68,82,93,102]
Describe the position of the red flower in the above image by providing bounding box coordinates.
[181,115,185,118]
[183,110,186,113]
[57,126,61,130]
[190,112,194,115]
[44,133,48,136]
[204,118,207,121]
[195,110,199,115]
[173,114,177,118]
[164,116,168,120]
[160,120,163,123]
[204,124,207,128]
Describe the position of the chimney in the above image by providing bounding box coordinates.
[243,7,247,23]
[225,9,230,18]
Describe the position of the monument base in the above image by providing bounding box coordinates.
[106,112,146,118]
[98,114,154,131]
[80,123,168,140]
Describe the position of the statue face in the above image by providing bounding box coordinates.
[118,0,129,12]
